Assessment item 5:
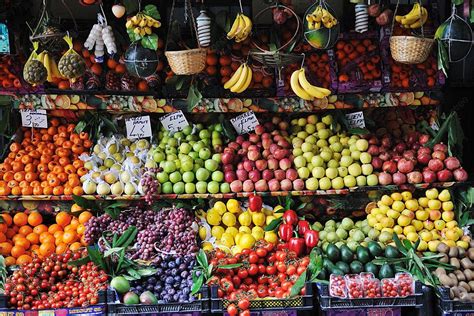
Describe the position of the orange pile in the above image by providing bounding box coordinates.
[0,118,92,196]
[0,206,92,266]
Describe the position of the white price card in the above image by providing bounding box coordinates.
[125,116,152,139]
[345,111,365,129]
[21,109,48,128]
[230,111,259,135]
[159,111,189,133]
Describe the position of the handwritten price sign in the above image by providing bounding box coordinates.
[159,111,189,133]
[345,111,365,129]
[125,116,152,139]
[21,109,48,128]
[230,111,259,135]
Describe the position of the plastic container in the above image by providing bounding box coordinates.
[360,272,375,282]
[329,274,347,298]
[438,286,474,313]
[345,276,363,299]
[395,272,415,297]
[381,278,399,298]
[362,278,382,298]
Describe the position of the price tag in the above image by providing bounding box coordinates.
[125,116,152,139]
[21,109,48,128]
[230,111,259,135]
[345,111,366,129]
[159,111,189,133]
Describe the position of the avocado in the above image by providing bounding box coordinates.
[350,260,364,274]
[367,241,383,257]
[331,268,344,276]
[379,263,394,279]
[356,246,371,264]
[317,268,328,280]
[340,245,354,263]
[384,245,401,258]
[335,261,350,274]
[364,262,379,277]
[323,258,336,271]
[326,244,341,262]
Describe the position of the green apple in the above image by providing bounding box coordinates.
[361,164,373,176]
[212,153,221,163]
[316,122,326,130]
[297,131,308,140]
[301,142,313,153]
[316,139,328,148]
[153,151,165,163]
[303,152,314,162]
[359,152,372,164]
[305,135,317,144]
[330,142,343,153]
[294,156,306,168]
[162,182,173,194]
[220,183,231,193]
[343,175,357,188]
[322,115,333,125]
[199,129,210,140]
[196,168,210,181]
[189,151,199,160]
[327,159,339,168]
[173,132,183,140]
[168,138,178,147]
[293,148,303,157]
[341,149,351,156]
[351,150,361,160]
[305,124,316,134]
[338,166,348,177]
[182,125,193,135]
[356,139,369,151]
[182,171,195,183]
[207,181,220,194]
[179,143,192,154]
[181,159,194,172]
[340,155,353,167]
[173,182,185,194]
[163,161,177,173]
[318,129,330,140]
[311,156,324,167]
[328,135,339,144]
[205,159,218,172]
[348,163,362,176]
[196,181,208,194]
[169,171,182,184]
[325,167,338,179]
[320,150,333,162]
[306,177,319,190]
[199,148,211,160]
[366,174,378,186]
[156,172,169,183]
[298,167,310,180]
[192,142,204,152]
[319,177,332,190]
[332,177,344,189]
[312,166,326,178]
[185,183,196,194]
[356,175,367,186]
[212,171,224,182]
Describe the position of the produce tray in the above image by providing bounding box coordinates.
[107,286,210,315]
[438,286,474,312]
[316,281,423,310]
[210,283,314,313]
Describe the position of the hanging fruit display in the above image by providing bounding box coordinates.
[395,3,428,29]
[304,1,340,49]
[58,36,87,80]
[227,12,253,43]
[125,5,161,50]
[290,67,331,100]
[23,43,47,86]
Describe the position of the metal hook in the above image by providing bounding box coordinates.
[300,53,305,68]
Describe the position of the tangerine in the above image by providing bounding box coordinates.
[69,242,82,252]
[14,237,30,250]
[48,224,62,234]
[39,232,55,244]
[62,231,77,244]
[0,242,12,256]
[4,256,16,266]
[39,242,55,257]
[16,254,32,264]
[26,232,39,245]
[13,212,28,226]
[18,226,33,236]
[27,211,43,226]
[55,243,68,254]
[33,224,48,235]
[56,211,72,227]
[11,245,25,258]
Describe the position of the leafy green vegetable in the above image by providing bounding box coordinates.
[264,217,282,231]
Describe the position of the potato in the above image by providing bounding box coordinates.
[440,274,457,287]
[468,248,474,261]
[469,241,474,248]
[464,269,474,281]
[440,254,449,263]
[468,281,474,290]
[438,242,450,254]
[449,247,459,258]
[449,273,459,286]
[461,258,474,270]
[450,258,461,269]
[459,281,471,292]
[458,247,466,259]
[435,267,447,277]
[455,270,466,282]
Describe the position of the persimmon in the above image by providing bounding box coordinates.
[15,237,30,250]
[43,186,53,195]
[39,232,55,244]
[1,214,12,226]
[33,186,43,195]
[62,231,77,244]
[27,212,43,227]
[13,171,25,182]
[69,242,82,251]
[56,243,68,254]
[0,186,11,195]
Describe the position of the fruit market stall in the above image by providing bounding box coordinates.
[0,0,473,316]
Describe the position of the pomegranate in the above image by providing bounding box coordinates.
[254,125,264,135]
[248,170,261,183]
[381,137,392,148]
[428,159,444,172]
[379,151,390,161]
[437,170,453,182]
[280,179,293,191]
[371,157,383,169]
[432,150,446,161]
[368,145,380,155]
[268,179,281,191]
[221,152,234,165]
[444,157,461,171]
[395,143,406,154]
[230,180,243,192]
[407,171,423,184]
[383,161,397,173]
[397,158,415,174]
[255,179,269,192]
[422,170,437,183]
[293,179,305,191]
[433,143,448,153]
[262,169,274,182]
[392,172,407,185]
[417,147,431,156]
[286,169,298,181]
[453,168,468,181]
[402,150,416,160]
[419,134,430,144]
[274,169,286,181]
[417,153,431,165]
[242,180,254,192]
[378,172,393,185]
[225,171,237,183]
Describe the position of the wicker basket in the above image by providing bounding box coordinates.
[390,36,434,64]
[165,48,207,75]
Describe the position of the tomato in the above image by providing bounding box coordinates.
[238,297,250,310]
[266,265,277,275]
[220,279,234,293]
[278,272,287,283]
[257,275,268,284]
[275,288,285,298]
[275,251,287,262]
[300,257,310,267]
[300,287,306,295]
[248,253,259,264]
[216,250,226,259]
[297,266,306,275]
[281,281,293,291]
[256,248,267,258]
[257,285,268,298]
[227,304,238,316]
[217,288,224,298]
[249,284,258,290]
[248,264,258,276]
[277,263,286,273]
[240,284,248,291]
[228,257,238,264]
[263,242,274,252]
[242,249,251,255]
[232,276,241,288]
[240,310,251,316]
[258,264,266,274]
[286,264,296,276]
[237,268,248,279]
[247,289,258,299]
[244,277,253,285]
[268,288,276,297]
[267,254,276,263]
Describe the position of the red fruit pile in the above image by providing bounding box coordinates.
[335,39,381,83]
[389,56,438,89]
[4,251,108,310]
[208,241,309,316]
[222,117,300,192]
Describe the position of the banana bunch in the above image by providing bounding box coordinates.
[37,51,62,83]
[223,63,253,93]
[306,5,338,30]
[126,13,161,36]
[227,13,252,42]
[395,3,428,29]
[290,68,331,100]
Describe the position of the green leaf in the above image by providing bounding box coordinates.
[115,226,138,248]
[68,256,91,266]
[290,270,307,297]
[116,249,126,273]
[72,195,96,210]
[104,247,124,257]
[191,273,204,295]
[217,263,243,269]
[207,264,213,279]
[141,34,158,50]
[187,84,202,112]
[126,268,141,280]
[393,234,407,255]
[137,268,158,276]
[196,249,208,269]
[87,246,107,272]
[403,239,413,250]
[264,217,282,231]
[452,0,463,5]
[144,5,161,20]
[127,28,142,42]
[74,121,86,133]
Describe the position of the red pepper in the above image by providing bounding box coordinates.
[248,193,262,212]
[278,223,293,241]
[283,210,298,226]
[288,237,306,257]
[304,230,319,249]
[297,220,310,235]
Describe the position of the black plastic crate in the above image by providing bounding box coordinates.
[438,286,474,313]
[107,286,209,315]
[316,281,423,310]
[210,283,314,313]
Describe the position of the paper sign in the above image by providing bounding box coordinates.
[230,111,259,135]
[21,109,48,128]
[159,111,189,133]
[125,116,152,139]
[345,111,365,129]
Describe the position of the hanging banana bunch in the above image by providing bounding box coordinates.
[395,3,428,29]
[227,0,252,42]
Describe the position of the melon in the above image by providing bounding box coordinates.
[125,43,159,78]
[435,18,473,62]
[305,25,340,50]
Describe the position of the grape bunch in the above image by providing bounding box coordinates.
[141,168,159,205]
[129,255,196,303]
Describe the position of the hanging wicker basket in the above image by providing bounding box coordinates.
[165,0,206,75]
[390,36,434,64]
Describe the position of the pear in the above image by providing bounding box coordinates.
[84,161,95,170]
[97,152,107,161]
[108,144,118,155]
[97,182,111,195]
[136,139,150,150]
[120,171,132,183]
[82,180,97,195]
[111,182,124,195]
[124,182,137,195]
[104,172,118,184]
[111,164,122,171]
[104,158,115,168]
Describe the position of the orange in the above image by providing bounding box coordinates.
[58,81,70,90]
[0,232,6,243]
[68,218,79,230]
[1,213,12,226]
[11,245,25,258]
[90,64,102,76]
[13,212,28,226]
[12,234,24,243]
[137,81,149,92]
[39,232,55,244]
[0,242,12,256]
[76,224,86,235]
[62,231,77,244]
[4,256,16,266]
[5,228,15,239]
[39,242,55,257]
[106,58,118,70]
[26,232,39,245]
[48,224,62,234]
[16,254,32,265]
[33,224,48,235]
[55,243,68,254]
[0,223,6,234]
[115,64,126,74]
[69,242,82,252]
[56,211,72,227]
[18,225,33,236]
[14,237,30,250]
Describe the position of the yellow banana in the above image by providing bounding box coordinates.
[235,67,252,93]
[409,7,428,28]
[224,64,245,90]
[44,53,54,83]
[401,3,422,25]
[298,68,330,99]
[227,14,243,39]
[290,69,313,101]
[230,64,249,93]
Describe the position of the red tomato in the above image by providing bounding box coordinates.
[257,286,268,298]
[248,264,258,276]
[239,310,251,316]
[277,263,286,273]
[237,268,248,279]
[227,304,238,316]
[286,265,296,275]
[256,248,267,258]
[266,265,277,275]
[248,253,259,264]
[238,298,250,310]
[258,264,266,274]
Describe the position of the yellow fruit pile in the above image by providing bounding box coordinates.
[367,189,469,252]
[197,199,281,255]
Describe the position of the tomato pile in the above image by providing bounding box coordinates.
[4,250,108,310]
[336,39,381,83]
[207,241,310,316]
[389,55,438,89]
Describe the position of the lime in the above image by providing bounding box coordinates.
[211,226,225,239]
[222,212,237,227]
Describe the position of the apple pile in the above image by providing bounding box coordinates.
[290,114,378,190]
[147,123,228,194]
[366,132,468,185]
[222,117,299,192]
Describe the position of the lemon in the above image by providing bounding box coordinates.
[432,231,441,240]
[397,215,411,227]
[273,205,284,218]
[222,212,237,227]
[206,209,221,226]
[392,201,405,212]
[238,233,256,249]
[202,242,214,251]
[234,232,243,245]
[226,199,241,213]
[374,222,384,231]
[442,201,454,212]
[426,188,439,200]
[231,245,243,255]
[438,189,451,202]
[456,240,469,249]
[380,195,393,206]
[381,227,394,234]
[406,232,418,242]
[238,211,252,226]
[379,205,390,215]
[252,212,266,226]
[423,220,434,230]
[428,240,441,252]
[266,215,276,226]
[211,226,225,239]
[226,227,239,237]
[239,226,252,234]
[381,217,394,228]
[391,192,403,201]
[417,240,428,251]
[252,226,264,240]
[401,191,412,201]
[214,201,227,215]
[405,199,418,211]
[415,210,429,221]
[264,231,278,244]
[199,226,209,240]
[418,197,429,208]
[445,229,459,241]
[434,220,446,230]
[221,233,235,247]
